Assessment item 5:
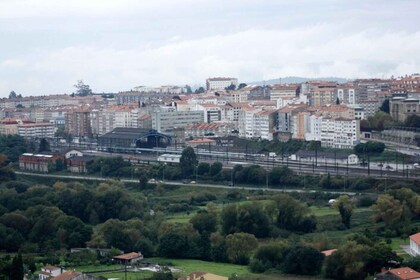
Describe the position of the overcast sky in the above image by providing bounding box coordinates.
[0,0,419,97]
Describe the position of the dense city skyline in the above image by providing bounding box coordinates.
[1,0,419,97]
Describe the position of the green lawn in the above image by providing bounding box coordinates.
[144,258,322,279]
[309,206,370,217]
[92,270,154,280]
[146,257,251,278]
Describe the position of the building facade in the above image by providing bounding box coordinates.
[206,77,238,91]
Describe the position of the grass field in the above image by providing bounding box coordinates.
[145,258,322,280]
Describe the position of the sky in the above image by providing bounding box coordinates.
[0,0,419,97]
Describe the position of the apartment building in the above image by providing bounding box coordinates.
[270,84,298,101]
[310,105,355,119]
[0,118,33,135]
[358,100,381,118]
[276,105,308,134]
[305,114,323,141]
[240,85,270,100]
[206,77,238,91]
[252,110,277,140]
[320,118,360,149]
[354,79,391,102]
[301,81,338,106]
[292,111,311,140]
[390,74,420,94]
[65,109,92,137]
[221,91,248,103]
[17,122,55,139]
[197,104,222,123]
[336,84,356,105]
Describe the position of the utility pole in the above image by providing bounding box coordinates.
[266,167,269,190]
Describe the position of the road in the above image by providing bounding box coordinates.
[15,171,360,196]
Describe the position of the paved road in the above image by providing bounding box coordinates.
[15,171,361,196]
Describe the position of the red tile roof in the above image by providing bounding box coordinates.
[388,267,420,280]
[42,265,61,271]
[410,233,420,244]
[51,271,81,280]
[113,252,143,260]
[321,249,337,257]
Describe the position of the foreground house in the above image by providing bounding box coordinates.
[50,271,82,280]
[410,233,420,256]
[39,266,63,280]
[113,252,143,265]
[375,267,420,280]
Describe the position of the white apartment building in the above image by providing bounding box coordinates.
[206,77,238,91]
[320,118,360,149]
[305,114,323,141]
[90,106,142,136]
[17,123,55,139]
[238,108,276,140]
[253,110,277,140]
[114,108,139,128]
[238,108,260,139]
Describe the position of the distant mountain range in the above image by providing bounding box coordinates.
[247,76,349,86]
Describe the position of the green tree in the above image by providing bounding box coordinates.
[236,203,270,238]
[38,138,51,153]
[10,253,23,280]
[325,241,369,280]
[225,84,236,91]
[209,161,223,177]
[405,115,420,128]
[197,162,210,176]
[210,232,228,262]
[221,204,238,235]
[179,147,198,178]
[249,242,287,272]
[238,83,247,90]
[74,80,92,96]
[9,91,17,99]
[379,99,390,113]
[273,194,316,232]
[282,246,324,275]
[55,159,65,171]
[269,166,295,186]
[190,210,217,234]
[334,195,354,229]
[225,232,258,264]
[195,87,205,93]
[185,85,192,93]
[372,194,405,229]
